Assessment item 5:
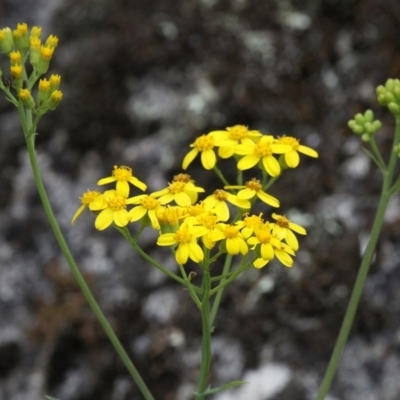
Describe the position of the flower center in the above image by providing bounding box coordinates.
[243,213,264,228]
[173,173,191,183]
[254,139,273,157]
[106,194,126,211]
[112,165,132,181]
[278,136,299,149]
[213,189,228,201]
[80,190,101,205]
[227,125,249,140]
[141,196,160,210]
[275,215,290,228]
[168,181,185,193]
[255,226,272,243]
[193,134,214,151]
[174,226,192,244]
[245,178,262,191]
[224,225,239,238]
[200,214,218,229]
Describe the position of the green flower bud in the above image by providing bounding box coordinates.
[354,113,365,124]
[388,102,400,115]
[364,110,374,122]
[361,133,371,142]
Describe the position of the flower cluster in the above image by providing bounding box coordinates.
[0,22,62,113]
[73,126,318,270]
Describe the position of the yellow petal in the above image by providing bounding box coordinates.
[129,206,147,222]
[201,149,217,170]
[157,233,176,246]
[298,145,318,158]
[262,156,281,177]
[257,191,280,207]
[182,148,199,170]
[97,176,116,185]
[71,204,86,224]
[114,209,130,227]
[188,242,204,262]
[176,243,189,265]
[116,181,130,198]
[95,209,114,230]
[285,150,300,168]
[237,154,259,170]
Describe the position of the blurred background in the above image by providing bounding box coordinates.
[0,0,400,399]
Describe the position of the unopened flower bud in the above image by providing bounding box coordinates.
[0,27,14,54]
[12,23,29,51]
[18,88,35,109]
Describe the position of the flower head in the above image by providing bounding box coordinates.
[210,223,248,255]
[90,188,135,230]
[225,178,279,208]
[128,194,162,230]
[157,221,207,265]
[152,179,204,207]
[71,190,101,224]
[97,165,147,197]
[236,135,291,176]
[276,136,318,168]
[182,134,217,170]
[203,189,251,221]
[271,213,306,251]
[210,125,262,158]
[248,223,295,268]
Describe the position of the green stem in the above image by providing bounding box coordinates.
[21,110,155,400]
[316,117,400,400]
[195,269,212,399]
[209,254,232,327]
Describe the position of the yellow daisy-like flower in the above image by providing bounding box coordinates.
[152,180,205,207]
[210,223,248,256]
[210,125,262,159]
[235,213,265,238]
[276,136,319,168]
[186,211,221,249]
[225,178,280,208]
[182,134,217,170]
[155,206,188,231]
[89,188,135,231]
[172,173,201,204]
[157,221,208,265]
[271,213,306,251]
[235,135,291,176]
[97,165,147,197]
[71,190,102,224]
[247,223,295,268]
[128,194,162,230]
[203,189,251,221]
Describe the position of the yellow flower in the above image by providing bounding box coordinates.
[276,136,318,168]
[210,125,262,158]
[172,173,201,204]
[235,213,265,238]
[247,223,295,268]
[186,211,221,249]
[97,165,147,197]
[128,194,162,230]
[90,188,135,230]
[210,223,248,255]
[203,189,251,221]
[157,221,207,265]
[225,178,280,208]
[152,180,204,207]
[71,190,101,224]
[271,213,306,251]
[235,135,291,176]
[182,134,217,170]
[155,206,188,231]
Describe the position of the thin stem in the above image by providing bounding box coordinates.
[117,226,189,287]
[195,269,212,400]
[316,117,400,400]
[209,254,232,327]
[22,111,155,400]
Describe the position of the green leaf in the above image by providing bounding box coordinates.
[193,380,248,396]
